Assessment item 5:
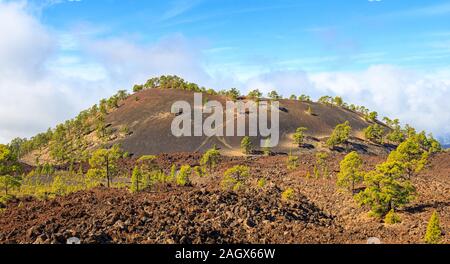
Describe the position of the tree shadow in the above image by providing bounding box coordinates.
[301,143,315,150]
[402,201,450,214]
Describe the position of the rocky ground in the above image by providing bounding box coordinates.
[0,152,449,244]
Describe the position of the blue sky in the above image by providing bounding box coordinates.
[1,0,450,143]
[35,0,450,73]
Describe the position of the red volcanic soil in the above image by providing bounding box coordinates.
[1,152,448,244]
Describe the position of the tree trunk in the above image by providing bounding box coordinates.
[106,156,110,188]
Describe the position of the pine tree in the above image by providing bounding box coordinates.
[326,121,352,150]
[287,151,299,170]
[267,90,282,100]
[293,127,308,147]
[0,175,21,196]
[364,124,385,144]
[87,145,122,188]
[336,151,363,193]
[333,96,343,107]
[221,165,250,191]
[424,211,442,244]
[240,136,252,155]
[247,89,262,100]
[384,209,401,224]
[355,161,416,217]
[176,165,191,186]
[130,166,142,193]
[387,138,428,180]
[200,148,221,173]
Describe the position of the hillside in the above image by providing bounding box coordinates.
[22,88,391,164]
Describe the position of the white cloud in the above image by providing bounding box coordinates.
[80,34,211,87]
[0,1,212,143]
[244,65,450,138]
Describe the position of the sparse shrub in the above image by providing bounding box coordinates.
[170,164,177,181]
[77,163,84,176]
[51,175,66,196]
[313,165,320,179]
[384,209,401,224]
[293,127,308,147]
[262,138,271,156]
[424,211,442,244]
[141,172,151,189]
[287,151,299,170]
[120,125,130,135]
[221,165,250,191]
[193,166,206,177]
[281,188,295,201]
[85,168,104,188]
[137,155,159,172]
[336,151,363,193]
[152,170,169,184]
[0,194,14,206]
[306,105,313,115]
[240,136,253,155]
[176,165,191,186]
[289,94,297,100]
[314,152,328,178]
[257,178,267,188]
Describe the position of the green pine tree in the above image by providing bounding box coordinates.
[424,211,442,244]
[240,136,252,155]
[130,166,142,193]
[384,209,401,224]
[336,151,363,193]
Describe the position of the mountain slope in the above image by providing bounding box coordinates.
[105,88,388,157]
[20,87,392,165]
